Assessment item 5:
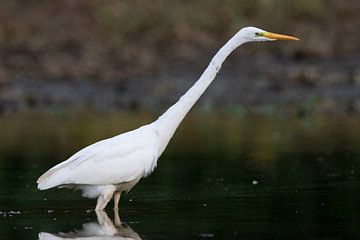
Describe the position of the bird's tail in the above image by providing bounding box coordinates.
[38,232,62,240]
[37,168,64,190]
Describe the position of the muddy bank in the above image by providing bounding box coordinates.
[1,55,359,116]
[0,1,359,115]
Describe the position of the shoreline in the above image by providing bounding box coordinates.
[1,55,359,116]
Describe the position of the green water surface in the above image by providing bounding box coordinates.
[0,113,359,239]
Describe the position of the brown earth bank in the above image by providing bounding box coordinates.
[0,0,359,115]
[1,54,359,116]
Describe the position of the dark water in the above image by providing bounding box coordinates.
[0,113,359,239]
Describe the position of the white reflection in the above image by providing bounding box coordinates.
[39,210,141,240]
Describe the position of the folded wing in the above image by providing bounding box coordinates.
[37,124,158,190]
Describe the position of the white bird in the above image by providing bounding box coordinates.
[37,27,299,211]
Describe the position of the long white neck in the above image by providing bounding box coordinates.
[153,31,247,154]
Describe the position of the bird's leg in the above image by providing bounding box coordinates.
[114,207,121,227]
[95,186,116,211]
[96,210,118,234]
[95,195,106,211]
[96,209,109,225]
[113,191,121,211]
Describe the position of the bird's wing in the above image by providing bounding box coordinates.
[38,124,158,188]
[67,140,156,185]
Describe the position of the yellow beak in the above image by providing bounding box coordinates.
[263,32,300,41]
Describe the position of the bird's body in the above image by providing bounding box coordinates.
[37,27,299,210]
[38,123,159,210]
[38,124,157,189]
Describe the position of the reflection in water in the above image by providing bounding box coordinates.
[39,210,141,240]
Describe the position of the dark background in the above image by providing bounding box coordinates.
[0,0,359,115]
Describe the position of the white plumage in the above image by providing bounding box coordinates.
[37,27,299,211]
[38,125,157,189]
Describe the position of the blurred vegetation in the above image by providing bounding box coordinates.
[0,0,358,80]
[0,0,359,115]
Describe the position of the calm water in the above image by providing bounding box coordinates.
[0,113,359,239]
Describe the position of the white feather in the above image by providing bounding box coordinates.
[37,124,158,190]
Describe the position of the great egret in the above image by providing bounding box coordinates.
[37,27,299,211]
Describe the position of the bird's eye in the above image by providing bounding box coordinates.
[255,32,261,37]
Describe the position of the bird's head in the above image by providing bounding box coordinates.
[239,27,300,42]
